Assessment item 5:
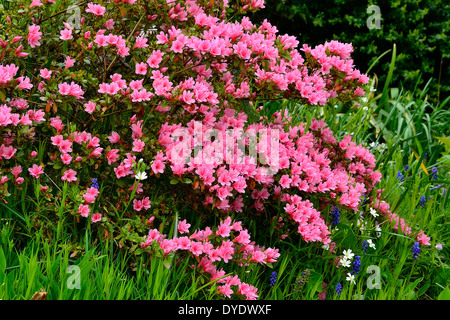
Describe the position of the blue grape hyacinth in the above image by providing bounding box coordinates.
[412,242,420,260]
[351,256,361,275]
[331,206,340,228]
[335,283,342,295]
[270,271,277,287]
[91,178,99,189]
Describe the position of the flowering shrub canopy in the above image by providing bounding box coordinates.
[0,0,430,300]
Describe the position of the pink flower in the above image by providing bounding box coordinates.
[78,204,90,218]
[60,153,72,164]
[60,28,73,41]
[147,50,164,68]
[17,76,33,90]
[416,230,431,246]
[151,159,165,174]
[279,175,292,188]
[108,131,120,143]
[84,101,96,114]
[58,82,85,99]
[90,147,103,158]
[176,236,191,250]
[105,19,115,30]
[0,176,7,185]
[133,199,143,211]
[132,139,145,152]
[189,241,203,256]
[250,250,267,264]
[178,219,191,234]
[2,145,16,159]
[83,187,99,204]
[11,166,22,179]
[134,36,148,49]
[85,2,106,16]
[237,282,258,300]
[28,164,44,178]
[129,79,143,91]
[218,284,234,298]
[40,68,52,80]
[30,0,43,8]
[51,135,64,146]
[91,213,102,223]
[142,197,151,210]
[58,139,72,153]
[216,240,234,263]
[135,62,148,75]
[61,169,77,182]
[106,149,120,165]
[65,56,76,69]
[131,120,144,139]
[216,218,232,238]
[94,34,108,47]
[28,24,42,48]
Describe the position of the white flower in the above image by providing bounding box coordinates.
[367,239,376,250]
[369,207,379,218]
[357,218,366,232]
[135,171,147,181]
[346,273,356,284]
[374,225,382,238]
[343,249,354,260]
[340,257,351,268]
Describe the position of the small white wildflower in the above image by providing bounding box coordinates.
[367,239,376,250]
[369,207,379,218]
[135,171,148,181]
[374,225,382,238]
[340,257,351,268]
[343,249,355,260]
[346,273,356,284]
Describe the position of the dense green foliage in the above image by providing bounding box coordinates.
[251,0,450,102]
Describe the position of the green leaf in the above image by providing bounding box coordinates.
[0,247,6,272]
[417,280,431,297]
[170,179,179,185]
[241,100,259,124]
[438,287,450,300]
[53,162,63,170]
[436,136,450,149]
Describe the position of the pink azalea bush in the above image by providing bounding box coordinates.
[0,0,430,299]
